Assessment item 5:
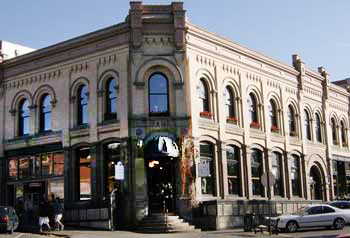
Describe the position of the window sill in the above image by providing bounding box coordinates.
[70,124,90,131]
[98,120,119,126]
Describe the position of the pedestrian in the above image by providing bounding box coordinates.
[38,199,51,232]
[53,196,64,231]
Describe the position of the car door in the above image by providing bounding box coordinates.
[321,206,337,226]
[299,206,324,227]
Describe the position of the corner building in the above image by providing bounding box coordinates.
[0,2,350,230]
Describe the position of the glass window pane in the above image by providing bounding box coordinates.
[149,95,168,113]
[200,142,215,195]
[19,157,30,179]
[251,149,263,196]
[48,179,64,200]
[79,85,89,125]
[79,148,91,200]
[149,74,167,94]
[149,74,168,115]
[54,152,64,176]
[35,155,41,177]
[42,154,53,176]
[8,158,18,179]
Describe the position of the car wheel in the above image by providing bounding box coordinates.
[333,218,345,230]
[286,221,298,233]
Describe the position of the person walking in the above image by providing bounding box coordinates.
[53,196,64,231]
[38,199,51,232]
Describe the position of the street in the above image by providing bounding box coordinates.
[3,226,350,238]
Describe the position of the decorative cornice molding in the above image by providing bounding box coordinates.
[196,55,215,68]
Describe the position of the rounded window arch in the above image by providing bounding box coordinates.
[331,118,338,145]
[226,145,241,195]
[315,113,322,143]
[269,99,278,133]
[149,73,169,115]
[304,109,312,140]
[40,94,52,132]
[288,105,297,136]
[248,93,259,128]
[18,99,31,136]
[340,120,347,146]
[78,85,89,125]
[105,78,118,120]
[200,141,215,195]
[251,149,263,196]
[199,78,210,114]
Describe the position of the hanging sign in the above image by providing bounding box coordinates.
[115,161,125,180]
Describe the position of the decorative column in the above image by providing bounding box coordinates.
[244,145,253,199]
[284,152,292,199]
[63,147,73,205]
[219,141,228,199]
[265,149,273,199]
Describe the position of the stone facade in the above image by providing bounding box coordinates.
[0,2,349,230]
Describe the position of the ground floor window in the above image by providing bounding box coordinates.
[291,155,302,197]
[272,152,283,197]
[251,149,263,196]
[227,145,240,195]
[104,142,121,196]
[200,142,215,195]
[77,147,91,200]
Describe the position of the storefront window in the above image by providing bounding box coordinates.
[200,142,215,195]
[78,148,91,200]
[42,153,53,176]
[54,152,64,176]
[251,149,263,196]
[48,179,64,199]
[291,155,301,197]
[105,143,121,195]
[8,158,18,180]
[272,152,283,197]
[35,155,41,177]
[227,145,240,195]
[19,157,30,179]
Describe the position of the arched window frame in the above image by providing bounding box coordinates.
[291,154,302,197]
[248,93,260,129]
[200,141,216,195]
[340,120,347,147]
[304,109,312,140]
[104,78,118,121]
[251,149,263,196]
[225,86,237,124]
[77,85,89,126]
[199,78,211,118]
[315,113,323,143]
[331,118,338,145]
[226,145,241,196]
[288,105,297,137]
[148,73,169,116]
[39,94,52,133]
[18,99,31,136]
[272,151,284,197]
[269,99,279,133]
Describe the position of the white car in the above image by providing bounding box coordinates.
[270,204,350,232]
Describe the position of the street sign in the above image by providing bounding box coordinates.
[261,171,275,187]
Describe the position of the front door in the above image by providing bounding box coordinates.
[147,158,176,214]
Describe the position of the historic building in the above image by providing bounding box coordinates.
[0,2,350,230]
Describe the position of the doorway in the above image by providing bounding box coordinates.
[146,157,176,214]
[310,166,323,200]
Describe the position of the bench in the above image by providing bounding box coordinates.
[254,218,279,235]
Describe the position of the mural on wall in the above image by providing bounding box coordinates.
[179,136,198,204]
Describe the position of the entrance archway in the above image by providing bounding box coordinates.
[144,135,179,214]
[310,165,323,200]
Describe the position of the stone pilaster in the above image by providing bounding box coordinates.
[63,147,73,205]
[129,2,143,49]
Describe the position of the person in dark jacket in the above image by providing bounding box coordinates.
[38,199,51,232]
[53,196,64,230]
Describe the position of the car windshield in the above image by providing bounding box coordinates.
[0,208,8,216]
[292,207,307,215]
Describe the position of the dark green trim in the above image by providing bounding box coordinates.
[5,143,63,157]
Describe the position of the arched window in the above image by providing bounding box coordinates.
[105,78,117,120]
[227,145,240,195]
[251,149,263,196]
[199,79,210,116]
[288,105,296,136]
[248,93,259,128]
[18,99,30,136]
[78,85,89,125]
[341,121,347,146]
[315,113,322,143]
[149,73,169,115]
[200,142,215,195]
[40,94,52,132]
[304,110,311,140]
[291,155,301,197]
[272,152,283,197]
[269,100,278,133]
[331,118,338,145]
[225,86,236,123]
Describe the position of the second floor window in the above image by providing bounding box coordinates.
[40,94,52,132]
[248,93,259,128]
[315,113,322,143]
[149,73,169,115]
[269,100,278,132]
[105,78,117,120]
[225,87,235,118]
[199,79,210,114]
[78,85,89,125]
[304,110,311,140]
[341,121,347,146]
[288,105,296,136]
[331,118,338,145]
[18,99,30,136]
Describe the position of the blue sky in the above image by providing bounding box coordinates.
[2,0,349,81]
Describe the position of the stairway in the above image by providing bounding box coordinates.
[137,213,201,233]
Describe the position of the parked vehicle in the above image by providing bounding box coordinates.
[269,204,350,233]
[0,206,19,234]
[329,201,350,210]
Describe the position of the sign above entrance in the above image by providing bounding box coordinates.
[115,162,125,180]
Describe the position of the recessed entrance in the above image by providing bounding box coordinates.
[146,157,176,214]
[310,165,323,200]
